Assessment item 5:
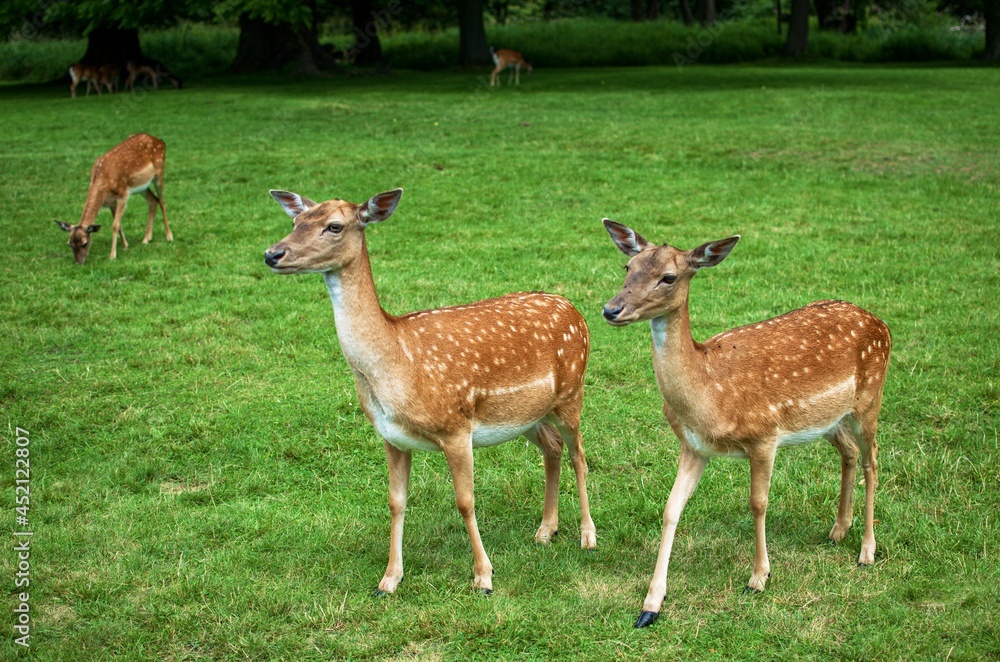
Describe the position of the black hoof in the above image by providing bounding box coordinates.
[479,588,493,596]
[373,589,387,598]
[858,561,870,568]
[741,586,762,595]
[826,538,837,546]
[587,548,597,554]
[634,611,659,628]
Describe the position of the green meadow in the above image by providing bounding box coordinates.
[1,66,997,658]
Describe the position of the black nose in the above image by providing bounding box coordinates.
[264,249,286,267]
[603,305,623,321]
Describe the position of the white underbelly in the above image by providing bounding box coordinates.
[471,421,537,448]
[776,421,839,449]
[372,409,537,452]
[684,426,747,458]
[129,178,153,194]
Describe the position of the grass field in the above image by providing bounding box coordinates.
[1,66,998,659]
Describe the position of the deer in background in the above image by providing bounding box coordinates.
[98,63,120,94]
[55,133,173,264]
[125,59,183,92]
[263,189,597,596]
[601,220,890,628]
[490,48,533,86]
[69,63,101,98]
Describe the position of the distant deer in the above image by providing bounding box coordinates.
[490,48,533,86]
[263,189,596,596]
[97,63,120,94]
[69,63,101,98]
[125,59,183,92]
[55,133,172,263]
[601,220,890,628]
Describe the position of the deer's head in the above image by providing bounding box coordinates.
[601,219,739,325]
[55,220,101,265]
[263,189,403,274]
[264,189,403,274]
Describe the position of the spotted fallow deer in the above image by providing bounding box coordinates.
[490,48,532,86]
[601,220,890,628]
[263,189,597,595]
[69,63,101,98]
[54,133,172,264]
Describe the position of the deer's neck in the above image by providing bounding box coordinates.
[323,245,400,380]
[78,186,106,227]
[650,300,711,420]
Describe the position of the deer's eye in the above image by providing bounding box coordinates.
[324,223,343,234]
[659,274,677,285]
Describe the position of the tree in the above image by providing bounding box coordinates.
[228,0,338,72]
[986,0,1000,62]
[679,0,695,26]
[784,0,809,56]
[457,0,490,65]
[700,0,717,26]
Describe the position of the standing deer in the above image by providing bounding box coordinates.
[490,48,533,86]
[263,189,597,596]
[69,63,101,98]
[54,133,172,264]
[601,220,890,628]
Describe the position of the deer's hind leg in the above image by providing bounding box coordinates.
[550,401,596,550]
[525,423,563,544]
[826,421,859,543]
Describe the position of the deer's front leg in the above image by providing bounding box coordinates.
[744,445,776,593]
[636,444,707,628]
[109,202,127,259]
[376,441,411,596]
[442,437,493,594]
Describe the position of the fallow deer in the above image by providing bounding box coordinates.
[490,48,533,86]
[55,133,172,264]
[97,63,120,94]
[601,220,890,628]
[125,59,183,92]
[263,189,597,596]
[69,63,101,98]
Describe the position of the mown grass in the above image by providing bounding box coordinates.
[1,66,998,659]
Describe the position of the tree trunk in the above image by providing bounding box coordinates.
[458,0,491,65]
[700,0,716,26]
[631,0,644,21]
[231,14,334,73]
[679,0,695,26]
[351,0,385,65]
[80,27,144,66]
[647,0,660,20]
[775,0,782,34]
[784,0,809,57]
[986,0,1000,62]
[814,0,835,28]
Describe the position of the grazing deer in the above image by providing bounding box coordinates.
[69,63,101,98]
[54,133,172,264]
[125,59,183,92]
[601,220,890,628]
[263,189,597,596]
[490,48,532,86]
[97,63,120,94]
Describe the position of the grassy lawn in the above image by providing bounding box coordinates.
[1,66,997,659]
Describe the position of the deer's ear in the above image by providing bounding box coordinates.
[361,189,403,225]
[54,220,72,232]
[690,236,740,270]
[88,225,101,234]
[602,219,649,257]
[269,190,318,219]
